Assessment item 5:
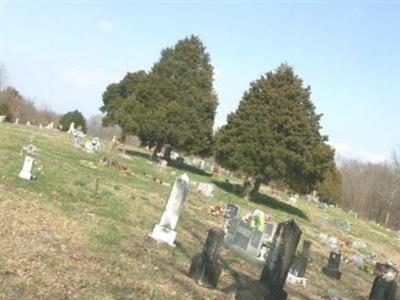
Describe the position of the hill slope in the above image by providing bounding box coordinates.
[0,123,399,299]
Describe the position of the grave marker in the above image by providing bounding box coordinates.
[322,249,342,280]
[189,228,224,288]
[19,156,34,180]
[259,219,302,300]
[150,174,190,246]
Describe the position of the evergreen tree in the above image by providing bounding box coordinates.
[214,64,334,199]
[317,164,342,204]
[59,110,87,132]
[144,35,218,158]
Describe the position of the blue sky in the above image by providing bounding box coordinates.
[1,1,399,162]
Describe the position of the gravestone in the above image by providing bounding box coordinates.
[0,115,5,123]
[150,174,190,246]
[259,219,302,300]
[26,121,31,126]
[85,141,95,154]
[158,159,168,170]
[322,249,342,280]
[290,240,312,278]
[68,122,75,134]
[73,130,83,147]
[224,204,241,220]
[196,183,214,197]
[369,270,399,300]
[189,228,225,288]
[46,122,54,129]
[15,118,19,125]
[19,156,34,180]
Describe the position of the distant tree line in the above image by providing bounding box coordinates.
[339,152,400,229]
[0,86,60,126]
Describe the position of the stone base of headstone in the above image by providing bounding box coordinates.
[322,266,342,280]
[150,224,177,247]
[189,253,221,288]
[286,272,307,288]
[19,170,32,180]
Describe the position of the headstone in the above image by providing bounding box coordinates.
[369,269,399,300]
[321,214,329,223]
[73,130,83,147]
[46,122,54,129]
[19,156,34,180]
[224,204,241,220]
[67,122,75,134]
[85,141,95,154]
[259,220,302,300]
[189,228,224,288]
[322,249,342,280]
[196,183,214,197]
[158,159,168,170]
[150,174,190,246]
[0,115,5,123]
[26,121,31,126]
[15,118,19,125]
[290,240,312,278]
[39,124,43,128]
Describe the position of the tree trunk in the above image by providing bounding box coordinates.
[152,142,163,158]
[163,145,172,161]
[249,179,262,201]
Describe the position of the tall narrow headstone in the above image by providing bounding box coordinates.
[19,156,34,180]
[67,122,75,134]
[322,249,342,280]
[0,115,5,123]
[150,174,190,246]
[259,219,302,300]
[15,118,19,125]
[189,228,225,288]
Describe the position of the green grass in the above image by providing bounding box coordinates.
[0,122,399,300]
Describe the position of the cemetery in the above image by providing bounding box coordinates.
[0,122,399,299]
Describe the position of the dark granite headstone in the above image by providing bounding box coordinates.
[291,240,312,278]
[369,274,398,300]
[322,250,342,280]
[189,228,225,288]
[259,219,302,300]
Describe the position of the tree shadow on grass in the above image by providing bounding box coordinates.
[124,149,153,162]
[212,179,309,221]
[168,160,212,177]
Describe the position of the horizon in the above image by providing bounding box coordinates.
[1,1,399,163]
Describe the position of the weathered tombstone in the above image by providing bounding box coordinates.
[67,122,75,134]
[224,204,241,220]
[85,141,95,154]
[39,124,43,128]
[46,122,54,129]
[369,270,399,300]
[19,156,34,180]
[196,183,214,197]
[259,220,302,300]
[0,115,5,123]
[322,249,342,280]
[26,121,31,126]
[157,159,168,170]
[290,240,312,278]
[15,118,19,125]
[189,228,224,288]
[150,174,190,246]
[73,130,83,147]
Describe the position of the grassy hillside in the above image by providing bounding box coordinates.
[0,123,399,299]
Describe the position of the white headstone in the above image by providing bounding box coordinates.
[67,122,75,134]
[19,156,34,180]
[150,173,190,246]
[0,115,6,123]
[46,122,54,129]
[39,124,43,128]
[26,121,31,126]
[85,141,95,154]
[15,118,19,125]
[196,182,214,197]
